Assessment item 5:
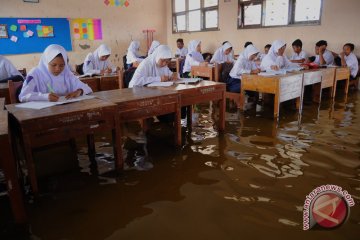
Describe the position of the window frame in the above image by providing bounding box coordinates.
[172,0,220,33]
[237,0,323,29]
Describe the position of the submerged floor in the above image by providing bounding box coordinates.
[2,90,360,239]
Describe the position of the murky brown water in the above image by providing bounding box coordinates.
[7,90,360,239]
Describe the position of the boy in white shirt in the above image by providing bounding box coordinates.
[313,40,334,65]
[339,43,359,80]
[290,39,307,64]
[175,38,188,58]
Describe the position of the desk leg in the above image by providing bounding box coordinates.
[1,136,27,223]
[312,83,322,103]
[274,94,280,120]
[296,97,302,116]
[239,89,245,111]
[112,123,123,171]
[87,134,96,162]
[175,103,182,146]
[219,92,226,131]
[187,105,193,130]
[331,81,336,99]
[23,135,38,194]
[345,78,350,96]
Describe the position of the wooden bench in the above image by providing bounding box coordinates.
[6,98,121,194]
[0,110,27,223]
[191,65,215,81]
[80,77,101,92]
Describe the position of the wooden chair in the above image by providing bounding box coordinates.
[8,80,23,104]
[75,63,84,75]
[18,68,27,77]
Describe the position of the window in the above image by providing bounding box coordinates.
[172,0,219,33]
[238,0,322,29]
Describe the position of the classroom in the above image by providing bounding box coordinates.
[0,0,359,239]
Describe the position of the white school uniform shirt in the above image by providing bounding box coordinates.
[175,47,188,57]
[19,44,92,102]
[290,50,307,61]
[182,40,204,73]
[129,45,173,87]
[148,41,160,56]
[345,52,359,78]
[0,55,22,80]
[260,40,299,71]
[210,42,234,64]
[83,44,116,74]
[126,41,144,64]
[314,49,334,65]
[229,45,259,79]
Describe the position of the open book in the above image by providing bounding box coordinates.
[78,73,102,78]
[175,78,202,84]
[15,95,95,110]
[147,82,174,87]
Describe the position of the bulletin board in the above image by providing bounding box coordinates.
[0,18,72,55]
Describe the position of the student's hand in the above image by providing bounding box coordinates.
[339,52,345,58]
[161,75,170,82]
[48,93,59,102]
[65,89,83,99]
[319,45,326,54]
[170,72,179,81]
[251,69,261,74]
[271,65,279,71]
[200,62,208,67]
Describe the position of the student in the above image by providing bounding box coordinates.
[312,40,334,65]
[260,40,299,71]
[128,45,178,87]
[0,55,24,83]
[256,44,271,62]
[210,42,234,64]
[175,38,188,58]
[19,44,92,102]
[338,43,359,79]
[148,40,160,56]
[83,44,118,75]
[244,41,253,48]
[182,40,206,77]
[126,41,144,68]
[227,44,261,93]
[290,39,307,63]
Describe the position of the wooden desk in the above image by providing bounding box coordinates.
[0,97,4,110]
[302,70,323,103]
[241,73,303,119]
[100,75,120,91]
[6,98,121,194]
[80,77,101,92]
[0,110,27,223]
[93,87,181,145]
[0,83,9,104]
[333,67,350,98]
[151,81,226,131]
[191,65,215,81]
[319,68,336,98]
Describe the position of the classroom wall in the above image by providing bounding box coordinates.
[166,0,360,57]
[0,0,168,70]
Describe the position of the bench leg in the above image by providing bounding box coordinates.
[187,105,193,129]
[219,93,226,132]
[112,123,123,171]
[274,94,280,121]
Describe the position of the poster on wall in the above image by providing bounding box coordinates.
[0,24,8,38]
[103,0,130,7]
[71,18,102,40]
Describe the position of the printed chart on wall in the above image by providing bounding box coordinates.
[0,18,72,55]
[70,18,103,40]
[103,0,131,7]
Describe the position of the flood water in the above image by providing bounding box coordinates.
[3,90,360,239]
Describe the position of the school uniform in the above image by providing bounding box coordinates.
[0,55,23,83]
[227,45,259,93]
[148,41,160,56]
[313,49,334,65]
[126,41,144,68]
[19,44,92,102]
[182,40,204,76]
[210,42,234,64]
[345,52,359,79]
[175,47,188,57]
[260,40,299,71]
[83,44,116,74]
[290,50,307,61]
[128,45,173,87]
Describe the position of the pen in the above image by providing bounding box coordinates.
[47,83,55,93]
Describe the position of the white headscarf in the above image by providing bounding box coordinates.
[241,44,259,60]
[210,42,233,63]
[260,40,287,71]
[268,40,286,57]
[128,41,140,54]
[187,40,203,62]
[37,44,69,77]
[148,40,160,55]
[83,44,112,72]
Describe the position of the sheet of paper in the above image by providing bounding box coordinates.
[175,78,202,84]
[147,82,174,87]
[15,101,57,110]
[55,95,95,104]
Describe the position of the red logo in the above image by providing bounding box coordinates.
[311,193,348,229]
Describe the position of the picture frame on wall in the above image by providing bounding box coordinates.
[23,0,40,3]
[0,24,8,38]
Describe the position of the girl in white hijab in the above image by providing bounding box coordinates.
[260,40,299,71]
[83,44,117,75]
[228,44,261,93]
[210,42,234,64]
[0,55,24,83]
[148,40,160,56]
[126,41,144,67]
[19,44,92,102]
[129,45,178,87]
[182,40,206,76]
